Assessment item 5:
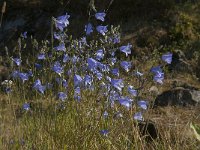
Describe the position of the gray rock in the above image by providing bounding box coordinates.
[154,87,200,107]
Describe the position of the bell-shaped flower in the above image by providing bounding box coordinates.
[87,58,98,72]
[162,52,173,64]
[109,57,117,66]
[58,92,67,101]
[95,12,106,22]
[96,49,104,60]
[96,71,103,80]
[120,61,132,72]
[35,63,42,70]
[111,68,119,76]
[134,112,143,121]
[52,61,63,75]
[118,97,133,109]
[63,54,70,63]
[84,75,92,87]
[85,23,93,35]
[100,129,109,136]
[13,58,22,66]
[74,74,83,88]
[12,70,20,78]
[154,71,164,84]
[128,85,137,96]
[96,25,108,36]
[55,43,66,52]
[138,100,148,110]
[55,13,70,31]
[111,79,124,92]
[23,103,30,111]
[120,44,132,56]
[19,73,29,83]
[150,66,162,74]
[37,53,46,60]
[33,79,46,94]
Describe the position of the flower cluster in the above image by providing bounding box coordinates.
[7,11,173,136]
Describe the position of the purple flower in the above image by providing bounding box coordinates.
[94,71,102,80]
[98,63,110,72]
[85,23,93,35]
[120,44,132,56]
[52,62,63,75]
[109,90,120,102]
[111,68,119,76]
[95,12,106,22]
[13,58,22,66]
[96,25,108,36]
[55,13,70,31]
[128,86,137,96]
[37,53,45,60]
[55,43,66,52]
[120,61,132,72]
[110,58,117,66]
[28,70,33,77]
[19,73,29,82]
[138,100,148,110]
[103,111,108,118]
[58,92,67,101]
[113,35,120,44]
[33,79,46,94]
[100,129,109,136]
[150,66,162,74]
[54,32,64,40]
[87,58,98,72]
[118,97,133,109]
[96,49,104,60]
[63,54,70,63]
[74,95,81,102]
[23,103,30,111]
[84,75,92,87]
[111,79,124,92]
[22,31,27,39]
[35,63,42,70]
[74,74,83,87]
[134,112,143,121]
[12,70,20,78]
[5,87,12,94]
[162,52,173,64]
[154,71,164,84]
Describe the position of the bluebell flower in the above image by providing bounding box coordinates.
[74,74,83,87]
[5,87,12,94]
[128,86,137,96]
[138,100,148,110]
[98,63,110,72]
[113,35,120,44]
[13,58,22,66]
[37,53,46,60]
[95,12,106,22]
[55,43,66,52]
[96,25,108,36]
[33,79,46,94]
[52,61,63,75]
[55,13,70,31]
[118,97,133,109]
[109,90,120,102]
[111,68,119,76]
[120,44,132,56]
[71,55,79,64]
[150,66,162,74]
[111,79,124,92]
[12,70,20,78]
[87,58,98,72]
[110,58,117,66]
[28,70,33,77]
[74,95,81,102]
[58,92,67,101]
[63,54,70,63]
[154,71,164,84]
[74,86,81,95]
[134,112,143,121]
[100,129,109,136]
[85,23,93,35]
[22,31,27,39]
[120,61,132,72]
[162,52,173,64]
[62,79,68,88]
[84,75,92,87]
[35,63,42,70]
[103,111,108,118]
[23,103,30,111]
[54,32,64,40]
[19,73,29,82]
[96,49,104,60]
[96,71,103,80]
